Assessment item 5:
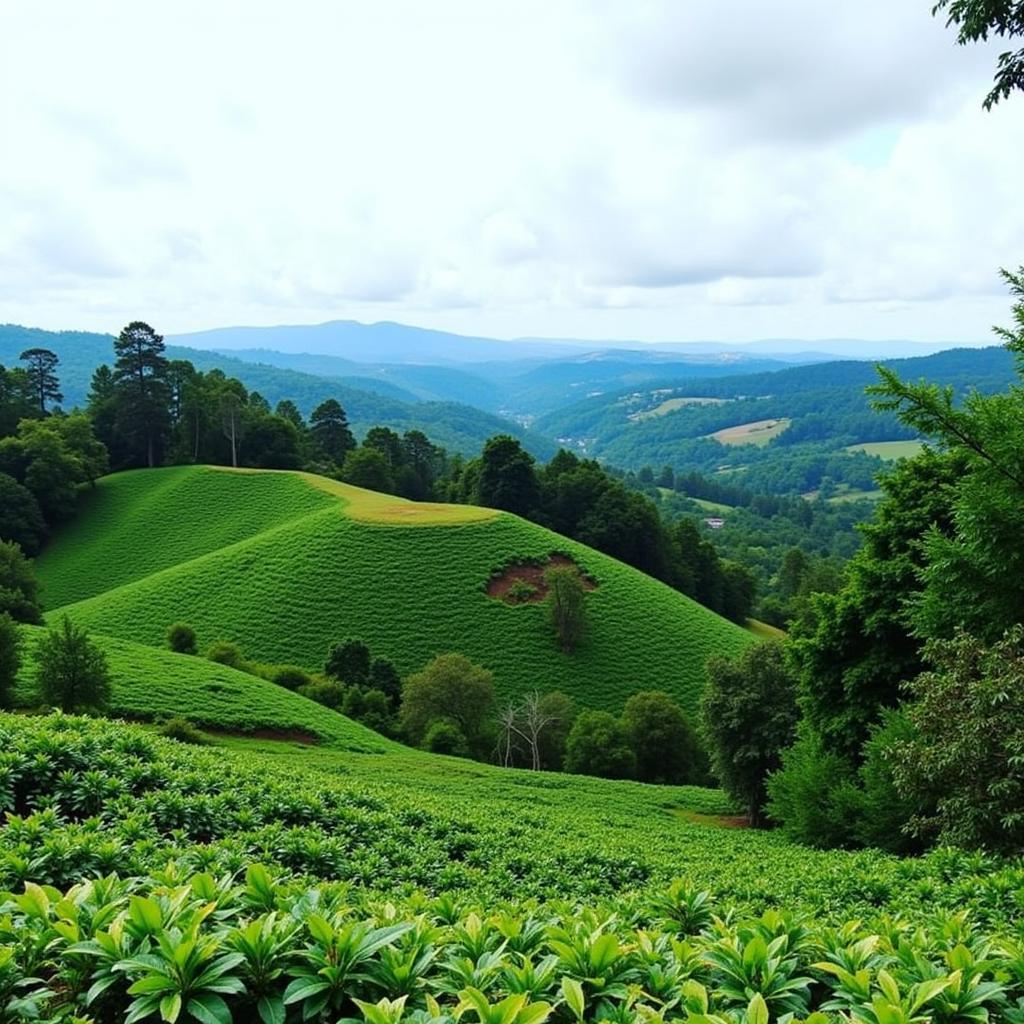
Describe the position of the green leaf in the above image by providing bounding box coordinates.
[257,994,286,1024]
[187,993,233,1024]
[560,977,585,1021]
[746,993,769,1024]
[283,977,331,1005]
[160,992,183,1023]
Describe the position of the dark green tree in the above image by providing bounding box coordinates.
[310,399,355,464]
[112,321,170,467]
[325,639,371,684]
[342,447,394,493]
[0,473,45,555]
[564,710,635,779]
[35,616,110,712]
[167,622,198,655]
[545,565,587,653]
[19,348,62,413]
[621,690,700,784]
[701,641,799,826]
[368,657,402,704]
[475,435,539,517]
[0,540,41,623]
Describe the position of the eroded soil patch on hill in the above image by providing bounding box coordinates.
[487,554,598,605]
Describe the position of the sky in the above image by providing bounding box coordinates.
[2,1,1022,347]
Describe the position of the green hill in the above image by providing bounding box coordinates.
[13,624,396,752]
[36,466,753,714]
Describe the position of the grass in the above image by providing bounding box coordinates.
[844,440,924,461]
[12,624,398,752]
[689,496,734,514]
[746,618,786,639]
[631,396,729,420]
[708,418,791,447]
[36,466,753,715]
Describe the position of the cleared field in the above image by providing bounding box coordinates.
[844,439,924,460]
[689,496,733,514]
[38,466,753,715]
[631,395,729,420]
[828,488,885,504]
[708,417,791,446]
[746,618,786,639]
[13,624,396,752]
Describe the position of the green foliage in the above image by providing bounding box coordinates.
[35,467,751,715]
[168,622,198,655]
[621,690,700,784]
[0,613,19,709]
[401,654,495,757]
[207,641,245,670]
[564,710,635,779]
[0,472,45,555]
[326,638,372,684]
[157,716,211,745]
[475,435,539,517]
[34,615,110,712]
[889,627,1024,852]
[310,398,356,463]
[18,347,62,413]
[344,447,395,493]
[544,566,586,653]
[423,717,470,757]
[271,665,312,691]
[701,642,798,826]
[0,540,41,624]
[297,679,346,710]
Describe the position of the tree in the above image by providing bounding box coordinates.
[475,435,539,517]
[0,613,20,709]
[496,690,564,770]
[19,348,62,413]
[621,690,700,784]
[564,710,635,779]
[112,321,170,467]
[35,616,110,712]
[363,426,404,467]
[0,540,41,623]
[400,653,495,757]
[701,641,798,827]
[368,657,401,704]
[536,691,577,770]
[342,447,394,493]
[218,390,246,468]
[423,718,470,757]
[888,627,1024,853]
[934,0,1024,108]
[275,399,305,431]
[167,622,198,655]
[325,639,371,684]
[0,473,45,555]
[545,565,587,653]
[310,399,355,464]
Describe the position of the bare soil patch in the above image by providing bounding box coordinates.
[487,554,598,605]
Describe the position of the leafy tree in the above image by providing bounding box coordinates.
[888,627,1024,852]
[0,540,41,623]
[325,639,371,684]
[244,414,301,469]
[167,622,198,655]
[342,447,394,493]
[400,652,495,757]
[0,363,35,435]
[0,613,20,709]
[701,641,798,826]
[536,691,577,771]
[35,616,110,712]
[475,435,539,517]
[341,685,397,736]
[310,399,355,464]
[934,0,1024,108]
[218,390,246,468]
[364,426,404,467]
[564,710,635,779]
[19,348,62,413]
[275,399,305,431]
[423,717,470,757]
[368,657,401,704]
[621,690,700,784]
[112,321,170,468]
[545,565,587,653]
[0,473,45,555]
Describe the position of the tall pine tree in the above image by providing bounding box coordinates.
[112,322,170,468]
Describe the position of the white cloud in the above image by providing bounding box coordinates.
[0,0,1021,345]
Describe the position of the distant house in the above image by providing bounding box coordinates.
[704,516,725,530]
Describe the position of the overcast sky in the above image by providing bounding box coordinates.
[2,1,1021,345]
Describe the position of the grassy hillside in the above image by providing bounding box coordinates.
[37,466,752,714]
[13,624,396,751]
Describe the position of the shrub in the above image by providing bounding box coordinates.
[272,665,313,690]
[423,717,470,756]
[207,640,244,669]
[622,690,701,784]
[506,579,539,603]
[157,716,210,745]
[167,622,198,655]
[342,686,397,736]
[0,539,41,623]
[546,565,586,652]
[368,657,401,703]
[0,612,20,709]
[325,638,371,683]
[564,710,635,779]
[298,679,346,710]
[35,616,110,712]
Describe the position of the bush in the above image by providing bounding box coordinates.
[342,686,397,736]
[206,640,244,669]
[546,565,586,652]
[0,612,20,709]
[564,710,635,779]
[272,665,313,690]
[368,657,401,704]
[423,717,470,757]
[298,679,346,710]
[167,622,198,655]
[35,616,110,713]
[0,539,41,623]
[325,638,371,684]
[506,579,539,603]
[0,472,45,555]
[157,716,210,745]
[536,691,577,770]
[765,729,859,848]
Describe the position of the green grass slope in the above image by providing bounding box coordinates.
[13,625,396,753]
[38,467,753,714]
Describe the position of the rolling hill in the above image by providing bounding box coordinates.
[35,465,753,714]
